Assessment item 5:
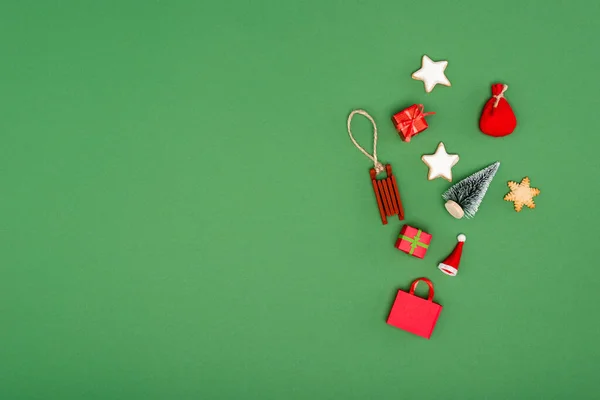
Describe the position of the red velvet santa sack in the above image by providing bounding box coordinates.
[479,83,517,137]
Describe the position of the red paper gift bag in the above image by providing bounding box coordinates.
[386,278,442,339]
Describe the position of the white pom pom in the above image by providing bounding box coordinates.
[457,234,466,242]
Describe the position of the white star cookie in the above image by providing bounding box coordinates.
[421,142,459,181]
[412,55,451,93]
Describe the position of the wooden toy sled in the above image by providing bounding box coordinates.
[370,164,404,225]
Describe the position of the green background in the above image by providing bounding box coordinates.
[1,1,598,399]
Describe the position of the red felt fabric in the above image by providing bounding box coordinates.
[479,83,517,137]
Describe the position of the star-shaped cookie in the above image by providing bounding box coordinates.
[412,55,451,93]
[421,142,459,181]
[504,177,540,212]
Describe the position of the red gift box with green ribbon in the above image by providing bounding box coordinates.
[395,225,432,259]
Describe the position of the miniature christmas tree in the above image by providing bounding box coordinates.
[442,161,500,219]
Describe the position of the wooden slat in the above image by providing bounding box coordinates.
[385,177,399,216]
[391,174,404,220]
[380,178,393,217]
[370,169,387,224]
[377,180,391,217]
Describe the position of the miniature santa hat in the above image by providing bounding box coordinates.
[438,234,466,276]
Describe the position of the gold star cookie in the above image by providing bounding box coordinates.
[504,177,540,212]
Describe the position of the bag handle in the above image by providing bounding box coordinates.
[409,277,435,301]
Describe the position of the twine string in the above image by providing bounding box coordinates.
[346,109,384,174]
[493,84,508,108]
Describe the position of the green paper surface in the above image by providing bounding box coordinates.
[0,1,598,399]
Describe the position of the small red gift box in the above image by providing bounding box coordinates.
[395,225,431,259]
[387,278,442,339]
[391,104,435,142]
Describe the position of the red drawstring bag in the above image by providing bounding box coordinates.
[479,83,517,137]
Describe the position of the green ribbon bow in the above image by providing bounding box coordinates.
[400,229,429,255]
